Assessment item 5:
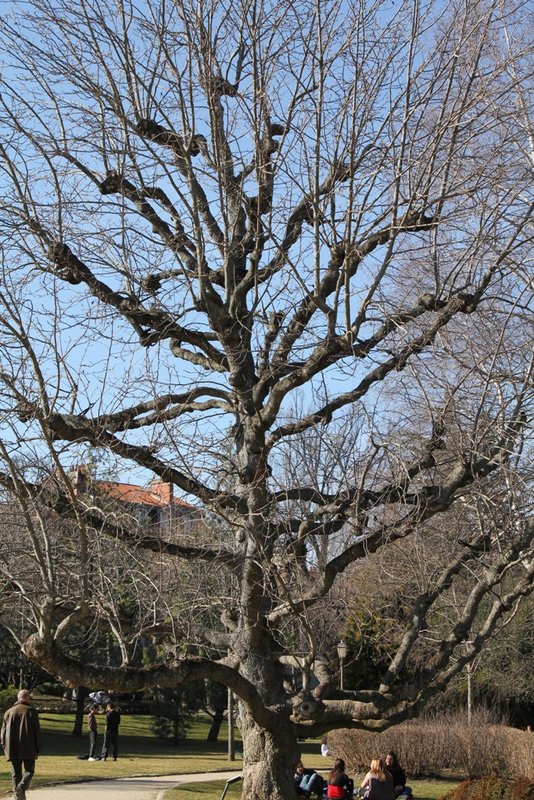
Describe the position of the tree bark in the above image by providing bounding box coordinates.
[238,708,300,800]
[72,687,89,737]
[207,706,225,743]
[1,2,534,798]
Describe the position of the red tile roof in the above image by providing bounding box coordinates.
[93,481,193,508]
[66,466,194,510]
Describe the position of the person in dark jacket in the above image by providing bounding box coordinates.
[1,689,42,800]
[384,752,412,798]
[294,761,324,798]
[100,702,121,761]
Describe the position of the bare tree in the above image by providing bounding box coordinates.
[1,0,534,796]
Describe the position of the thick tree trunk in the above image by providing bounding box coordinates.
[238,708,300,800]
[72,686,89,736]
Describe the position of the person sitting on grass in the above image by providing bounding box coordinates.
[361,758,394,800]
[294,762,324,798]
[384,752,412,798]
[327,757,353,799]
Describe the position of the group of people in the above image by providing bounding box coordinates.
[86,698,122,761]
[295,751,411,800]
[1,687,410,800]
[0,686,122,800]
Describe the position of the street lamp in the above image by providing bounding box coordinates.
[337,640,348,690]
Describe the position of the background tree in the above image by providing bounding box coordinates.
[0,0,534,798]
[203,681,231,743]
[0,627,51,692]
[151,685,200,745]
[342,499,534,727]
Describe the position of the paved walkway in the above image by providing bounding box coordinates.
[24,771,242,800]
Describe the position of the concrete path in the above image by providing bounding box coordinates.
[25,771,242,800]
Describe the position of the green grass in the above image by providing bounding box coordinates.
[164,778,459,800]
[0,712,243,790]
[0,708,460,800]
[166,780,244,800]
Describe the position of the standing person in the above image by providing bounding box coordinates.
[87,705,99,761]
[327,757,352,799]
[384,752,412,798]
[0,689,42,800]
[321,737,330,757]
[100,701,121,761]
[361,758,394,800]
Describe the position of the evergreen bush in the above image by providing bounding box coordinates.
[0,686,18,717]
[33,681,65,697]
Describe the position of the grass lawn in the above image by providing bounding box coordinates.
[0,711,243,791]
[165,777,459,800]
[0,707,460,800]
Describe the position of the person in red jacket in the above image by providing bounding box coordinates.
[1,690,42,800]
[327,758,353,799]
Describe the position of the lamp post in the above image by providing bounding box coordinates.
[337,640,348,690]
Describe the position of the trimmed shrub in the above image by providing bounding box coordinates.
[328,713,534,781]
[439,776,534,800]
